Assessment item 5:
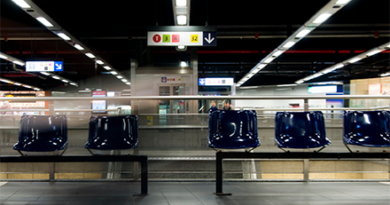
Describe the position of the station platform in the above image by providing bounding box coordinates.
[0,181,389,205]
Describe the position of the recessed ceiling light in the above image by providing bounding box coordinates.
[110,71,117,75]
[0,54,8,59]
[283,41,296,48]
[96,60,104,65]
[176,0,187,6]
[85,53,95,58]
[56,33,71,40]
[313,13,332,24]
[103,66,111,70]
[12,0,31,8]
[296,29,311,38]
[177,15,187,25]
[36,17,54,27]
[74,44,84,50]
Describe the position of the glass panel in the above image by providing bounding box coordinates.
[172,85,185,113]
[159,86,170,115]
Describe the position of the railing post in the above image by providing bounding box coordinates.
[49,162,55,182]
[304,99,309,112]
[303,159,309,182]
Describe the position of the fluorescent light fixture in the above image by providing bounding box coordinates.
[33,88,40,91]
[36,17,54,27]
[177,15,187,25]
[334,63,344,69]
[283,41,296,48]
[40,72,50,76]
[178,45,185,49]
[348,58,361,63]
[52,76,60,80]
[313,13,332,24]
[126,82,131,85]
[180,61,187,67]
[103,66,111,70]
[116,75,123,79]
[321,68,336,74]
[335,0,351,5]
[12,0,31,8]
[23,85,31,88]
[277,84,297,87]
[366,49,382,56]
[74,44,84,50]
[257,64,267,69]
[176,0,187,6]
[263,57,273,63]
[272,50,284,57]
[1,79,11,83]
[13,83,21,86]
[85,53,95,58]
[62,80,68,83]
[0,54,8,59]
[121,79,128,82]
[296,29,311,38]
[296,80,304,84]
[96,60,104,64]
[380,72,390,77]
[110,71,117,75]
[70,82,77,86]
[386,43,390,48]
[56,33,71,40]
[13,61,24,66]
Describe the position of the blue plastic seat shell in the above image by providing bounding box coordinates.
[208,110,260,149]
[13,115,68,152]
[274,111,331,149]
[343,111,390,147]
[85,115,139,150]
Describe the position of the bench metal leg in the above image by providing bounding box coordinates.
[16,150,24,156]
[215,152,231,196]
[134,159,148,196]
[87,149,94,155]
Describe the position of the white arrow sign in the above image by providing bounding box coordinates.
[204,33,215,44]
[55,63,62,70]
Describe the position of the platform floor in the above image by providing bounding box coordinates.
[0,181,389,205]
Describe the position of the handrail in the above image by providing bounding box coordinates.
[3,95,390,101]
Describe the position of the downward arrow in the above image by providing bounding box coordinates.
[204,33,215,44]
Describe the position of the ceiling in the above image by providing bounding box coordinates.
[0,0,389,91]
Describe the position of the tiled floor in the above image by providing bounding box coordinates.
[0,181,389,205]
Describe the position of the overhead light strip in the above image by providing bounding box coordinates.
[295,42,390,84]
[11,0,130,86]
[0,77,41,91]
[236,0,352,87]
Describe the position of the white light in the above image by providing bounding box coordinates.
[180,61,187,67]
[36,17,54,27]
[178,45,185,49]
[52,76,60,80]
[277,84,297,87]
[1,79,11,83]
[85,53,95,58]
[272,50,284,57]
[96,60,104,65]
[117,75,123,79]
[313,13,332,24]
[386,43,390,48]
[283,41,296,48]
[23,85,31,88]
[70,82,77,86]
[0,54,8,59]
[176,0,187,6]
[62,80,68,83]
[177,15,187,25]
[56,33,71,40]
[308,85,338,94]
[334,64,344,69]
[33,88,40,91]
[349,58,361,63]
[103,66,111,70]
[263,57,273,63]
[380,72,390,77]
[13,61,24,66]
[296,29,311,38]
[13,83,21,86]
[126,82,131,85]
[12,0,31,8]
[110,71,117,75]
[74,44,84,50]
[335,0,351,5]
[121,79,127,82]
[40,72,50,76]
[321,68,336,74]
[366,49,382,56]
[257,64,267,69]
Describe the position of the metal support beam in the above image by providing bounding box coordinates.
[303,159,309,182]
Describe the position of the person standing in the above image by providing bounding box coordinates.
[208,101,218,113]
[223,100,233,110]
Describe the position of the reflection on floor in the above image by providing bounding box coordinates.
[0,182,389,205]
